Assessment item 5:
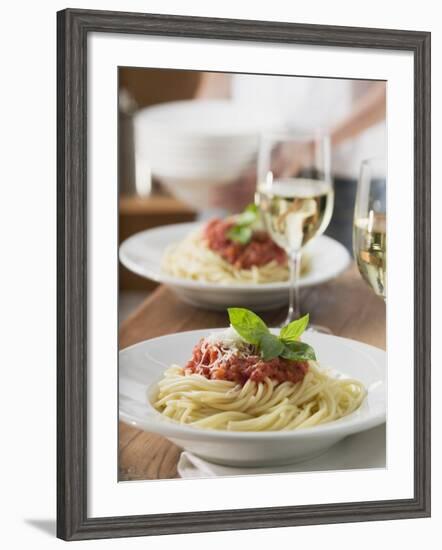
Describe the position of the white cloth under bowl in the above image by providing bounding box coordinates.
[177,424,386,479]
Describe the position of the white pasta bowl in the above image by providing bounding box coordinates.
[119,329,386,467]
[119,222,351,311]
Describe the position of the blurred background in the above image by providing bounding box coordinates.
[119,68,198,303]
[118,67,386,320]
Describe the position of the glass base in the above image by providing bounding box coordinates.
[305,325,333,335]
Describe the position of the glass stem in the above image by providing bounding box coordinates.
[285,250,302,324]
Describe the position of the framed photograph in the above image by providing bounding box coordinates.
[57,8,431,541]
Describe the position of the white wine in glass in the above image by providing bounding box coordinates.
[256,133,334,327]
[260,177,334,252]
[353,158,386,300]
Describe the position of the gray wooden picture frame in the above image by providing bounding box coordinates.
[57,8,431,541]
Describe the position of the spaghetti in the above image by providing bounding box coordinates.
[153,327,366,432]
[162,228,309,284]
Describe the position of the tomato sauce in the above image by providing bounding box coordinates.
[184,340,309,385]
[203,218,286,269]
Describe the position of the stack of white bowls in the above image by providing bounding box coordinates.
[134,99,285,207]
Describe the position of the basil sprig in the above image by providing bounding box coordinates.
[227,203,259,244]
[227,308,316,362]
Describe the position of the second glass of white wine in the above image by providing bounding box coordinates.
[353,157,387,300]
[256,132,334,329]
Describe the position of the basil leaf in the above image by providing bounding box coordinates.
[227,203,259,243]
[244,203,258,214]
[227,307,269,345]
[279,314,310,342]
[227,225,253,244]
[228,307,316,363]
[235,203,258,225]
[260,333,284,361]
[234,210,257,226]
[280,340,316,362]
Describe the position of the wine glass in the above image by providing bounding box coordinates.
[353,157,386,300]
[256,132,334,328]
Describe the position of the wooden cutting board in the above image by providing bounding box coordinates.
[119,263,386,481]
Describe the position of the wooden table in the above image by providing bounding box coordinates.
[119,264,386,481]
